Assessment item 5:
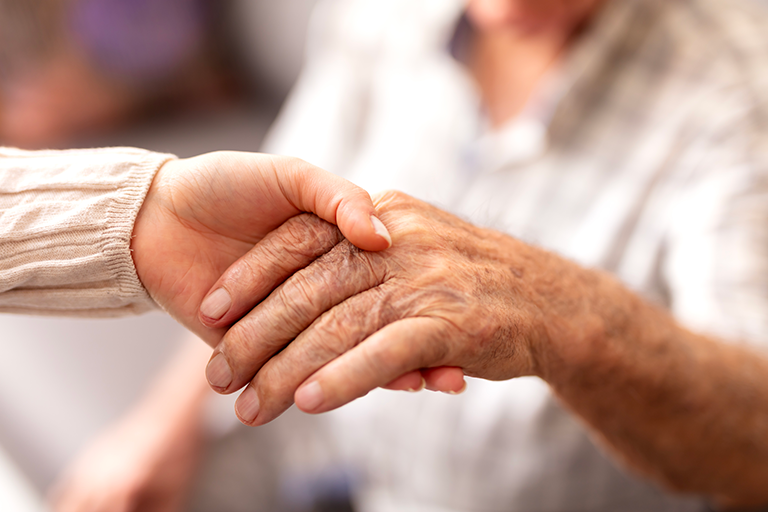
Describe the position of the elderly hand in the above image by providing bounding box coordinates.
[131,152,391,346]
[200,191,593,426]
[195,193,768,506]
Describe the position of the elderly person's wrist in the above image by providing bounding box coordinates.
[454,230,598,380]
[524,258,640,385]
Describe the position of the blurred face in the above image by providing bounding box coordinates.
[466,0,604,34]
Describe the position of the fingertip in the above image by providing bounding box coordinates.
[370,215,392,248]
[295,381,325,413]
[447,380,468,395]
[339,211,391,252]
[199,288,232,325]
[206,353,234,393]
[422,367,466,393]
[235,386,261,426]
[383,371,424,392]
[336,197,392,252]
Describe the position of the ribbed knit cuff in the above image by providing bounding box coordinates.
[0,146,176,317]
[102,149,176,312]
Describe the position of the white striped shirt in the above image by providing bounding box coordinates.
[264,0,768,510]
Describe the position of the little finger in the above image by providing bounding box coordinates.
[294,317,452,414]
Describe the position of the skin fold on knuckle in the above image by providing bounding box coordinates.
[272,275,325,334]
[219,319,277,385]
[310,291,392,360]
[371,189,410,209]
[322,348,388,404]
[373,190,460,229]
[262,288,392,390]
[219,216,341,303]
[249,241,388,355]
[305,315,361,364]
[318,239,388,293]
[250,369,296,419]
[280,214,343,257]
[337,187,375,218]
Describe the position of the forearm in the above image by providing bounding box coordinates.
[537,265,768,506]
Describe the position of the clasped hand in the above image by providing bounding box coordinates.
[131,151,392,344]
[200,191,568,426]
[132,153,579,427]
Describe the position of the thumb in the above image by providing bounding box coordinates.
[275,156,392,252]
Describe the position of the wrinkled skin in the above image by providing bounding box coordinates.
[202,191,591,426]
[202,192,768,508]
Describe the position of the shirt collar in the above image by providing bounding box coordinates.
[445,0,645,170]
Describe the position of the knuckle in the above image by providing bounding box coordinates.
[310,310,362,357]
[373,189,410,207]
[280,154,312,170]
[253,365,288,400]
[273,278,318,332]
[324,239,386,285]
[222,319,267,367]
[304,289,393,363]
[284,213,337,243]
[337,184,373,205]
[232,248,268,285]
[279,215,342,260]
[308,331,348,364]
[268,154,307,174]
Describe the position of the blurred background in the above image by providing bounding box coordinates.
[0,0,317,503]
[3,1,768,512]
[0,0,317,154]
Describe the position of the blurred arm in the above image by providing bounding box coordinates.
[50,337,213,512]
[0,444,47,512]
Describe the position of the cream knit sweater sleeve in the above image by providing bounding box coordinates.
[0,147,176,317]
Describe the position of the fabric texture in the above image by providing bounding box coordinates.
[0,146,174,316]
[258,0,768,510]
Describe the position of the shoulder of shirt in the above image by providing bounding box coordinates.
[660,0,768,87]
[638,0,768,145]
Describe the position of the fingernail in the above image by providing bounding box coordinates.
[295,381,324,412]
[236,386,260,424]
[370,216,392,248]
[446,381,468,396]
[408,376,426,393]
[200,288,231,321]
[206,353,233,390]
